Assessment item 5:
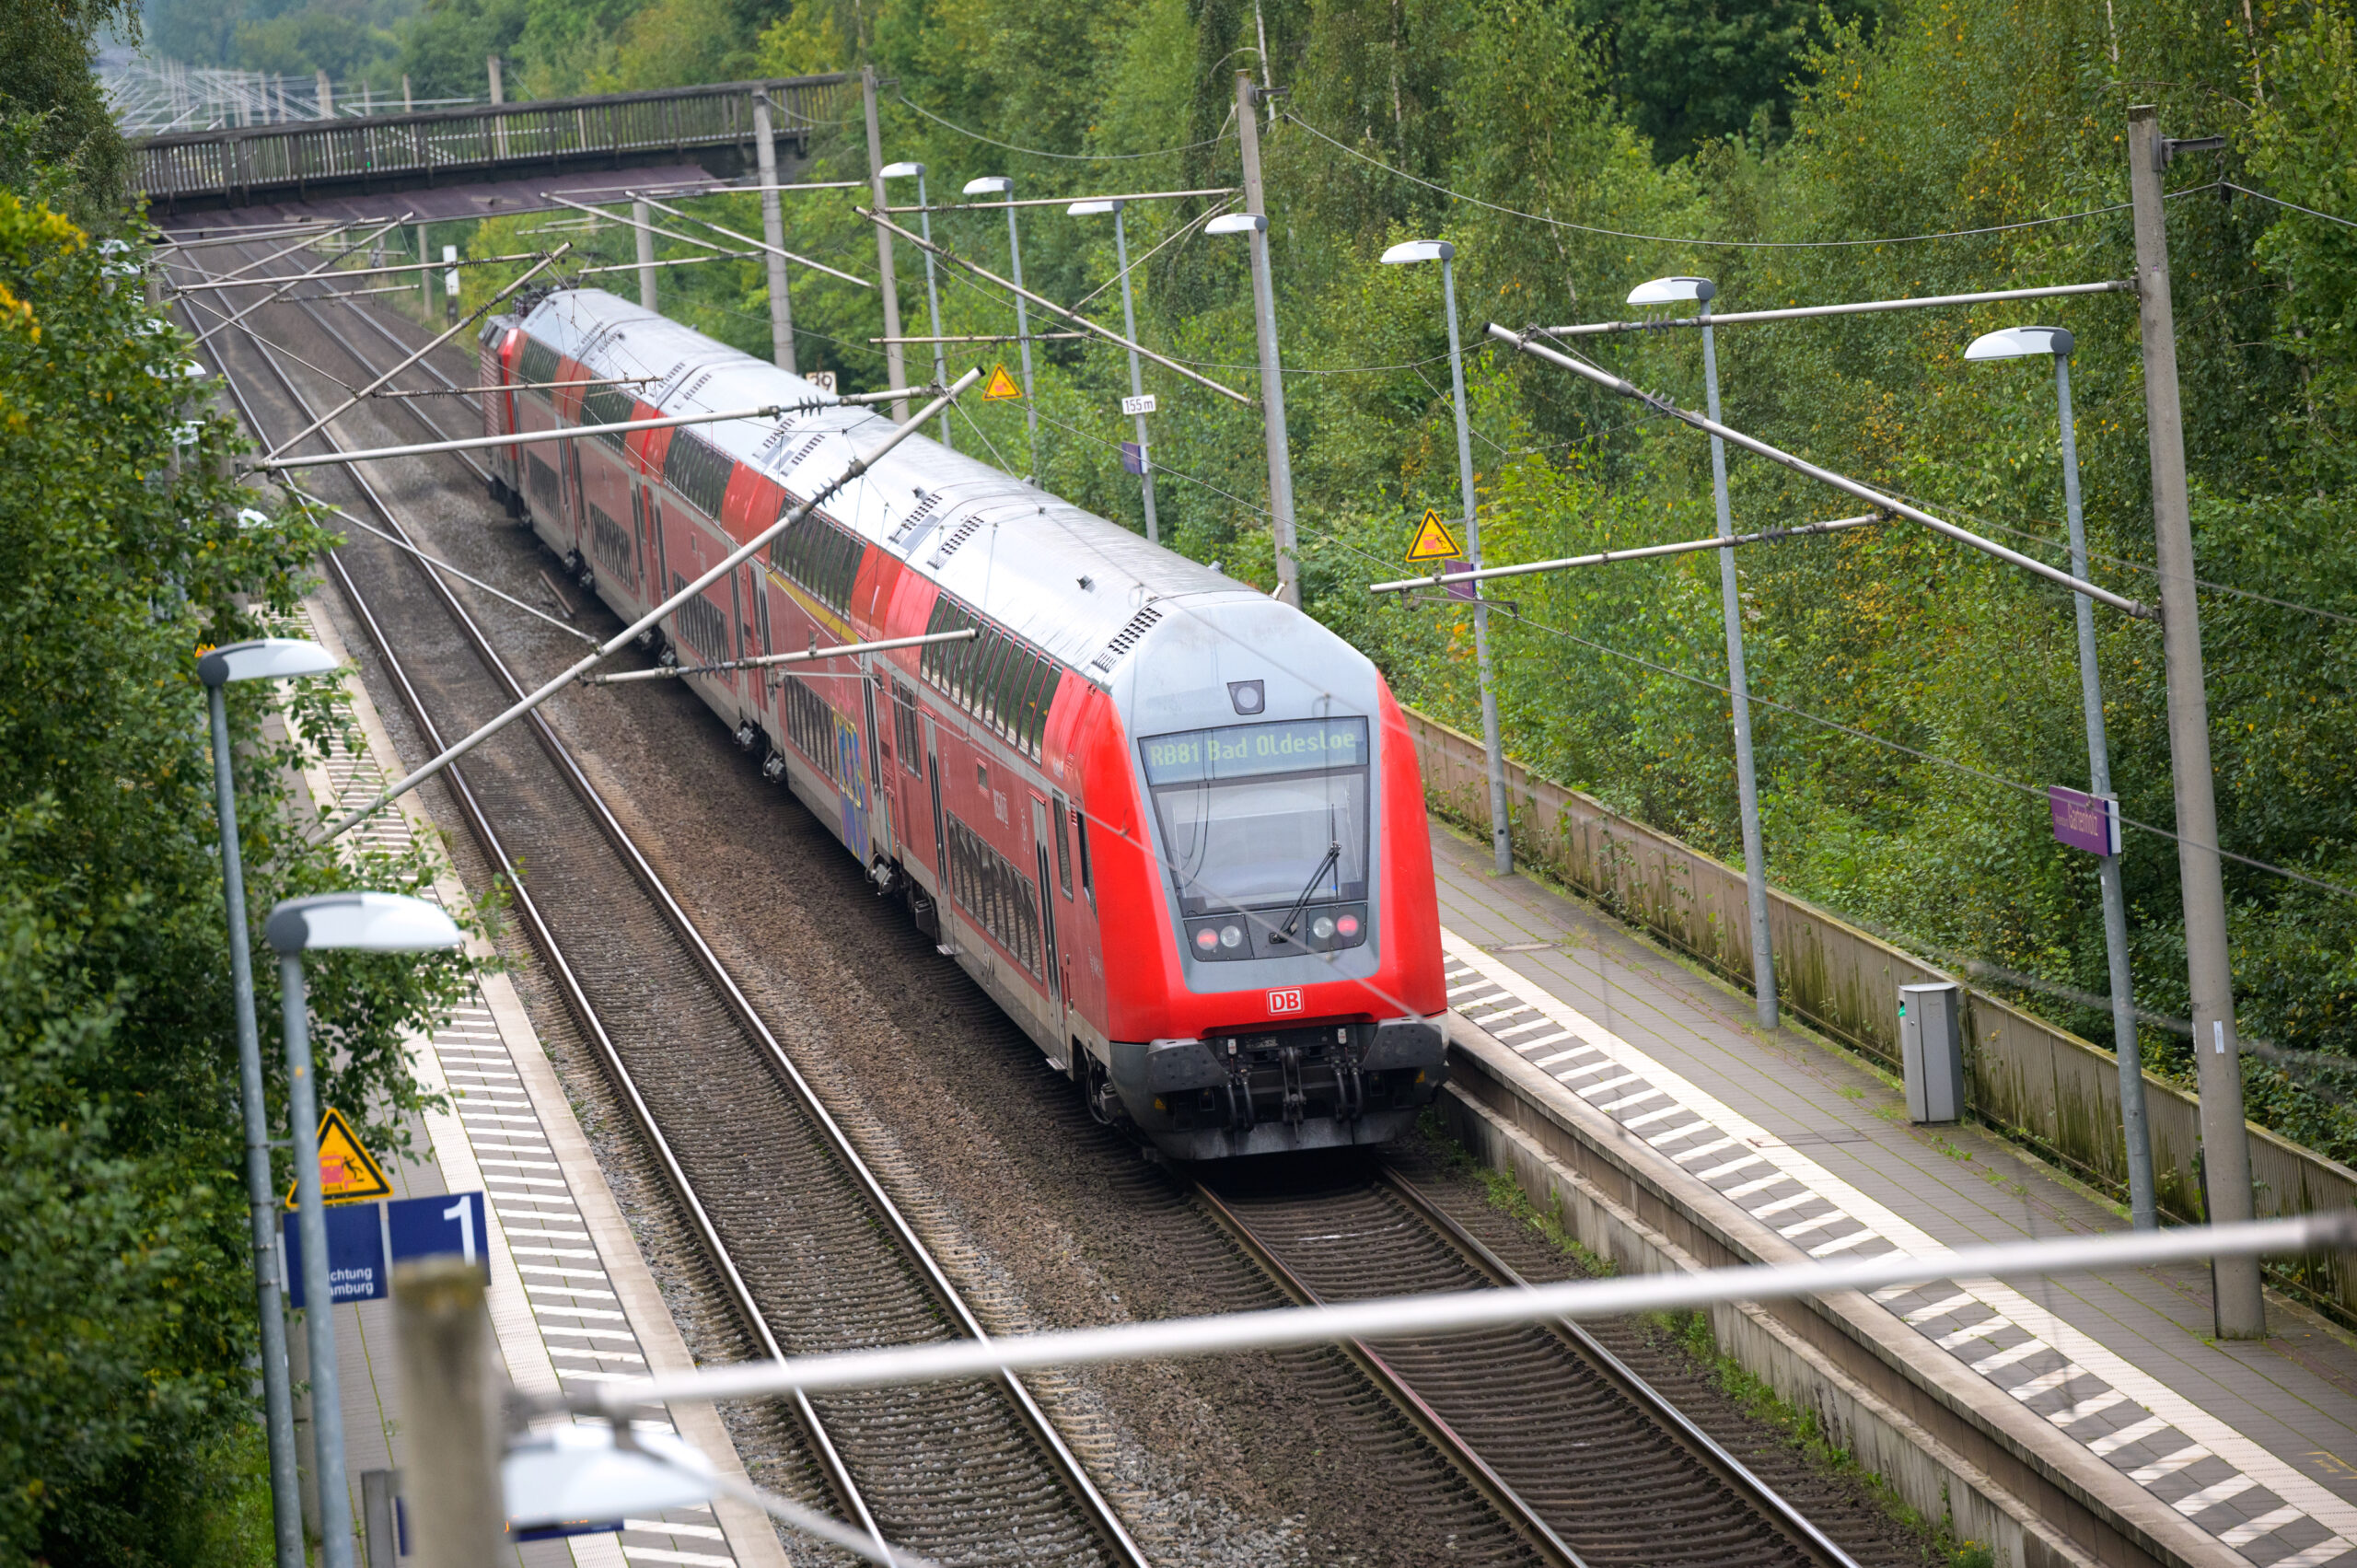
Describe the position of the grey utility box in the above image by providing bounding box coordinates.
[1899,981,1965,1123]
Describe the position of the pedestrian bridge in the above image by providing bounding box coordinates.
[133,75,851,215]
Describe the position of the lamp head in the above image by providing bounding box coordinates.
[266,892,463,956]
[1626,275,1715,306]
[962,176,1011,196]
[1205,213,1268,237]
[504,1423,715,1530]
[877,161,923,180]
[198,637,340,689]
[1066,199,1121,216]
[1379,239,1454,265]
[1965,325,2073,362]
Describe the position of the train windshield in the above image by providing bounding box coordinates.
[1140,717,1371,917]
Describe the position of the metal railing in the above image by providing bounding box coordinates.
[133,75,853,208]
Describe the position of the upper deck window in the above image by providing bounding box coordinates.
[663,431,734,519]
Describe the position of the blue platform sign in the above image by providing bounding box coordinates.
[389,1191,489,1281]
[284,1202,389,1308]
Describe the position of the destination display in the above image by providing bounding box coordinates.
[1140,716,1369,784]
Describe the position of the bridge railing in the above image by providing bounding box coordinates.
[133,75,854,206]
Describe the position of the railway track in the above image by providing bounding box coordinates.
[172,244,1919,1568]
[1194,1157,1864,1567]
[175,244,1147,1568]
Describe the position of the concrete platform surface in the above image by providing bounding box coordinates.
[1430,820,2357,1568]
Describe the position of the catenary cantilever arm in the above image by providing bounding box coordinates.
[266,246,571,459]
[1488,324,2154,619]
[856,207,1255,408]
[312,366,984,842]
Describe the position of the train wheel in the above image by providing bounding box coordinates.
[1084,1054,1129,1129]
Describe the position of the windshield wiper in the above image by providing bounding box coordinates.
[1278,842,1341,941]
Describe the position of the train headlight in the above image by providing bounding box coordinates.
[1195,927,1220,954]
[1220,924,1245,950]
[1311,916,1335,941]
[1336,912,1362,939]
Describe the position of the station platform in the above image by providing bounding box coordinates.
[289,601,790,1568]
[1426,820,2357,1568]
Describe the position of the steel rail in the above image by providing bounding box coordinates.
[1188,1180,1588,1568]
[177,265,895,1560]
[204,253,1152,1568]
[1377,1166,1864,1568]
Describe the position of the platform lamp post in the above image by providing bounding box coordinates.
[880,162,951,447]
[1381,239,1509,875]
[199,636,342,1568]
[1071,198,1160,545]
[267,891,465,1568]
[1967,324,2157,1231]
[1630,275,1777,1030]
[963,175,1039,481]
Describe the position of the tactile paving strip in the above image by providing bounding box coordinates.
[1442,930,2357,1568]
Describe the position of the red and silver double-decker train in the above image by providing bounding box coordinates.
[480,288,1446,1158]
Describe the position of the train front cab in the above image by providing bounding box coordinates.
[1081,603,1448,1160]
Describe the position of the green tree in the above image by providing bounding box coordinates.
[0,182,482,1559]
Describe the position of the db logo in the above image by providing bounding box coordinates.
[1267,988,1306,1015]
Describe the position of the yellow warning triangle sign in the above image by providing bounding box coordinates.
[287,1107,394,1207]
[982,362,1024,401]
[1406,508,1463,562]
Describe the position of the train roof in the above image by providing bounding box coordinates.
[517,288,1272,685]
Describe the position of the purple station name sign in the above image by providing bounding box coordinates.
[2049,784,2122,856]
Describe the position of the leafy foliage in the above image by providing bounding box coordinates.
[432,0,2357,1157]
[0,183,480,1558]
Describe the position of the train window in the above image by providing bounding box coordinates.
[588,503,633,584]
[991,644,1028,738]
[580,384,635,449]
[922,597,957,682]
[894,684,923,777]
[1051,796,1073,899]
[1004,654,1035,750]
[1074,808,1093,904]
[515,337,561,387]
[1018,657,1056,760]
[975,634,1008,731]
[663,431,733,519]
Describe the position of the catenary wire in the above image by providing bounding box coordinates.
[2215,180,2357,231]
[1875,487,2357,627]
[1486,602,2357,900]
[1281,111,2138,250]
[895,91,1235,162]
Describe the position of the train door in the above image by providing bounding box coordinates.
[564,437,586,553]
[1029,795,1064,1037]
[726,566,744,702]
[835,713,870,862]
[1051,792,1078,1013]
[923,714,947,889]
[648,490,671,647]
[859,668,894,862]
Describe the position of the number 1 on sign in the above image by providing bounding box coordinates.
[443,1197,477,1264]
